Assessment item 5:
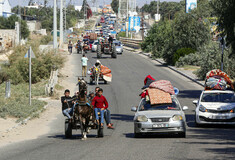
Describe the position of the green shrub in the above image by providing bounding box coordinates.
[40,35,53,45]
[173,48,196,65]
[0,82,47,121]
[1,44,64,85]
[176,40,235,80]
[117,32,126,40]
[175,53,201,67]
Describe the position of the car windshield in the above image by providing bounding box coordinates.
[94,42,98,45]
[114,42,121,46]
[138,98,180,111]
[201,92,235,103]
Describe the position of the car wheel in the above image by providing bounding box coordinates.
[178,132,186,138]
[134,132,142,138]
[195,113,201,127]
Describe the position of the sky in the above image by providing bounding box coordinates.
[9,0,182,8]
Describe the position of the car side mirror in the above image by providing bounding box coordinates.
[131,106,137,112]
[193,100,198,105]
[182,106,189,111]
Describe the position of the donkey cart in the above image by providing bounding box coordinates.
[64,78,104,140]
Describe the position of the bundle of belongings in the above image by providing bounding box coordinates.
[100,65,112,82]
[205,69,234,90]
[140,75,175,105]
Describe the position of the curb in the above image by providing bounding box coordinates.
[124,47,204,87]
[4,102,48,133]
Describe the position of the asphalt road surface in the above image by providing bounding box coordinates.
[0,50,235,160]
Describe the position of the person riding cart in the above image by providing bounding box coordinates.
[61,89,74,121]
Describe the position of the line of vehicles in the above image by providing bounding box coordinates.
[131,70,235,138]
[75,14,123,56]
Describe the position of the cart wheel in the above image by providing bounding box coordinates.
[104,80,107,84]
[111,45,117,58]
[90,77,93,85]
[65,120,72,138]
[97,125,104,137]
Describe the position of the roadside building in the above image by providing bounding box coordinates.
[0,0,12,18]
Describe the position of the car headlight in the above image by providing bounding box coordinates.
[199,105,207,112]
[172,115,183,121]
[136,115,148,122]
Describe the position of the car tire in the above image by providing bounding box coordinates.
[178,132,186,138]
[97,45,101,58]
[134,132,142,138]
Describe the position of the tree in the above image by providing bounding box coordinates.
[44,0,48,7]
[141,1,185,20]
[212,0,235,57]
[0,15,30,39]
[111,0,119,14]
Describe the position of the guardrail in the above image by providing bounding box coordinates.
[45,69,58,96]
[119,37,143,49]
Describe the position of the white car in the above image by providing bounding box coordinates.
[91,40,99,52]
[193,90,235,126]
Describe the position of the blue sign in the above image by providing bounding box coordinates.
[128,16,141,31]
[111,31,117,34]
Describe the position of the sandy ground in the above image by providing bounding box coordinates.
[0,48,78,148]
[0,99,60,148]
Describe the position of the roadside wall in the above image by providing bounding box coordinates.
[0,29,16,51]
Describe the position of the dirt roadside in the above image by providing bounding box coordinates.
[0,47,81,148]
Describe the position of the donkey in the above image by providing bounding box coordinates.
[75,78,94,140]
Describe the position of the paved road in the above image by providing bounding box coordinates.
[0,50,235,160]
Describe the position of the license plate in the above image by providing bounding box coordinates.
[152,124,168,128]
[212,115,228,119]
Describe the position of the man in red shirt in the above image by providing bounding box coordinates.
[92,88,108,127]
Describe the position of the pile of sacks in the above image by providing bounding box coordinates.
[205,69,234,90]
[140,75,175,105]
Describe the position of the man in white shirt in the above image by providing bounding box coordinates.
[81,54,88,77]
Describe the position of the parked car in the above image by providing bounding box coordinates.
[113,41,123,54]
[92,40,99,52]
[131,96,188,138]
[193,90,235,126]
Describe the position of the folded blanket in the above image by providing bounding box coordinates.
[149,80,175,95]
[148,88,172,105]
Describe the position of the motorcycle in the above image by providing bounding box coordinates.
[76,43,82,54]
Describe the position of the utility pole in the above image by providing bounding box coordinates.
[64,0,66,31]
[126,0,129,37]
[141,10,144,40]
[53,0,57,49]
[60,0,63,47]
[18,0,21,44]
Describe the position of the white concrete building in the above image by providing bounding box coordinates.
[0,0,12,18]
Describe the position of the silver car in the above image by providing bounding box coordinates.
[131,96,188,138]
[92,40,99,52]
[113,41,123,54]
